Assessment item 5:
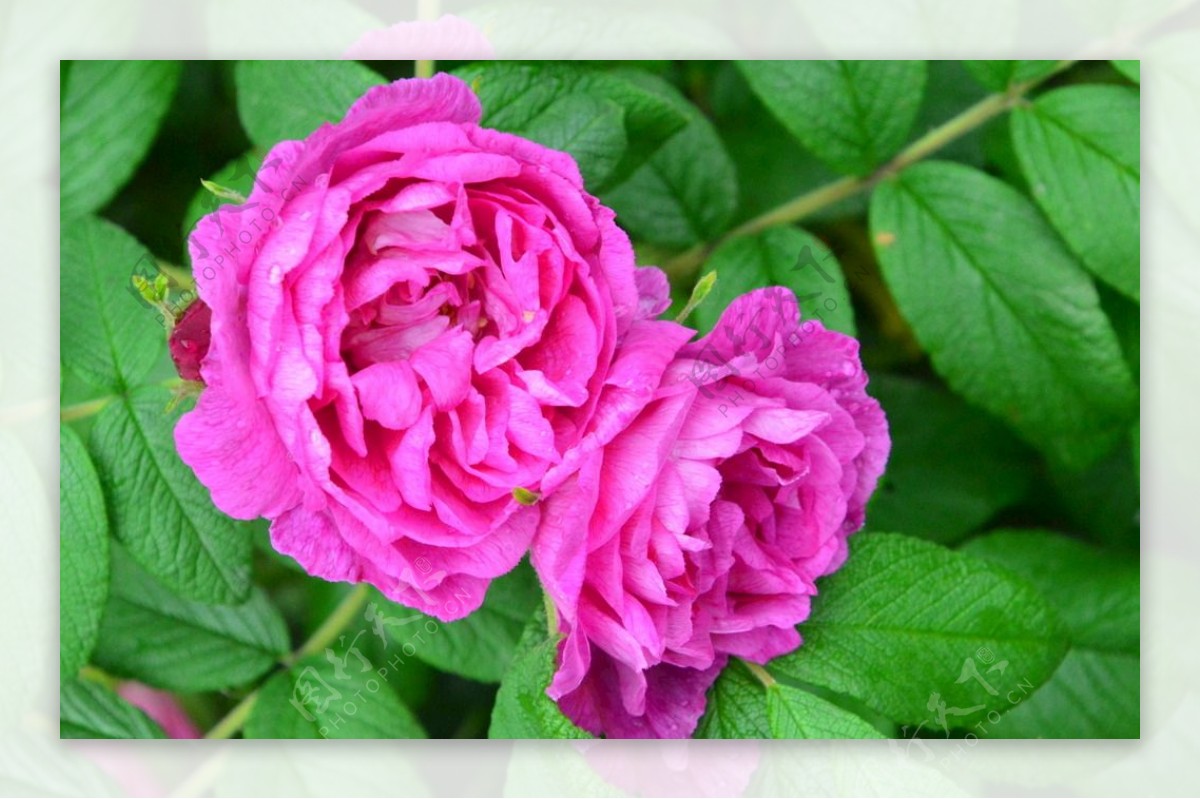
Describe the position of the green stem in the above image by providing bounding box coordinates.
[60,378,189,423]
[664,60,1075,279]
[283,583,371,667]
[204,691,259,740]
[205,584,371,739]
[59,395,115,422]
[79,664,119,690]
[414,0,439,78]
[742,660,777,689]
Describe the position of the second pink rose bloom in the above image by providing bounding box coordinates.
[533,288,889,737]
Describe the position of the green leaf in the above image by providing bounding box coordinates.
[960,531,1136,653]
[93,547,289,692]
[961,530,1138,737]
[488,608,591,739]
[696,660,883,739]
[89,387,252,604]
[59,425,109,677]
[602,71,737,248]
[1111,60,1140,84]
[766,683,885,739]
[695,660,771,738]
[235,60,385,149]
[737,60,927,176]
[60,678,166,739]
[982,648,1138,738]
[869,161,1137,468]
[1011,85,1140,300]
[402,560,540,684]
[1101,284,1140,380]
[60,61,182,219]
[963,60,1061,92]
[246,654,426,739]
[693,227,856,337]
[1049,439,1140,549]
[456,62,688,192]
[865,374,1033,544]
[60,216,165,394]
[770,533,1067,729]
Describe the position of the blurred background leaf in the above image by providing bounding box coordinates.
[60,61,181,220]
[962,530,1139,737]
[864,374,1034,544]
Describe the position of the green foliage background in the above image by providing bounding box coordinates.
[59,59,1139,740]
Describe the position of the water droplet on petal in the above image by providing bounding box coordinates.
[268,264,283,285]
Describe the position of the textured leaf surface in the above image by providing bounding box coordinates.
[1012,85,1140,299]
[60,60,182,218]
[695,660,771,738]
[766,683,884,739]
[865,375,1033,543]
[458,62,688,192]
[869,161,1137,468]
[603,71,737,247]
[403,560,540,684]
[60,216,165,394]
[694,227,856,336]
[489,609,591,739]
[60,678,165,739]
[962,530,1138,737]
[770,533,1067,728]
[59,425,109,676]
[235,60,384,148]
[94,548,289,692]
[246,654,426,739]
[89,388,252,604]
[738,60,927,176]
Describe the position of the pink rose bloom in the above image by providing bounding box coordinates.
[177,74,672,620]
[533,288,890,737]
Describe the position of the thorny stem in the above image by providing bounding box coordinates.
[283,584,371,667]
[59,395,115,423]
[59,378,190,423]
[662,60,1076,280]
[205,584,371,739]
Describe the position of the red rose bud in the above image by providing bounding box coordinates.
[169,300,212,383]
